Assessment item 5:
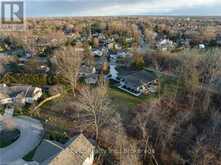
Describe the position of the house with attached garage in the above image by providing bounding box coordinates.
[0,84,42,105]
[36,134,95,165]
[118,70,159,96]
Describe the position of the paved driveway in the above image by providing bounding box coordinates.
[0,116,44,165]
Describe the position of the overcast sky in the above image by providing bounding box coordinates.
[25,0,221,17]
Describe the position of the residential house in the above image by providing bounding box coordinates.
[63,25,74,35]
[199,44,206,49]
[26,52,32,58]
[97,33,106,40]
[157,39,175,51]
[119,70,159,96]
[107,38,114,44]
[91,49,103,57]
[178,38,191,48]
[92,32,101,38]
[85,74,98,85]
[0,84,42,105]
[79,65,98,85]
[114,43,122,50]
[18,52,32,65]
[33,139,64,164]
[109,51,130,61]
[126,37,133,43]
[39,65,50,73]
[31,57,51,74]
[79,65,96,78]
[39,134,95,165]
[107,42,114,49]
[18,57,29,64]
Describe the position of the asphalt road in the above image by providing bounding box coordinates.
[0,116,44,165]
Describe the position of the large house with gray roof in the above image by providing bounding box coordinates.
[119,70,159,96]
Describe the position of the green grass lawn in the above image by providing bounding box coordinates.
[144,67,179,98]
[108,86,157,124]
[109,87,156,109]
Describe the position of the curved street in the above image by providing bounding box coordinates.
[0,116,44,165]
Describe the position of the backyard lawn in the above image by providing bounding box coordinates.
[109,87,156,109]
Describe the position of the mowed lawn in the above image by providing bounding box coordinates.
[108,87,157,123]
[108,87,156,109]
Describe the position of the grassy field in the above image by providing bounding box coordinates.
[109,87,143,109]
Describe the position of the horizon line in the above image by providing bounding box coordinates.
[25,15,221,19]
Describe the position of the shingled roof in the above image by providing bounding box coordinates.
[122,70,157,89]
[47,134,94,165]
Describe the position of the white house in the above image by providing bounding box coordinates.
[25,87,43,104]
[0,84,42,105]
[199,44,206,49]
[157,39,175,51]
[91,49,103,57]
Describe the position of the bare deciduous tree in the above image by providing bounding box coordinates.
[192,142,221,165]
[55,46,82,95]
[120,142,142,165]
[136,104,159,165]
[77,79,111,141]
